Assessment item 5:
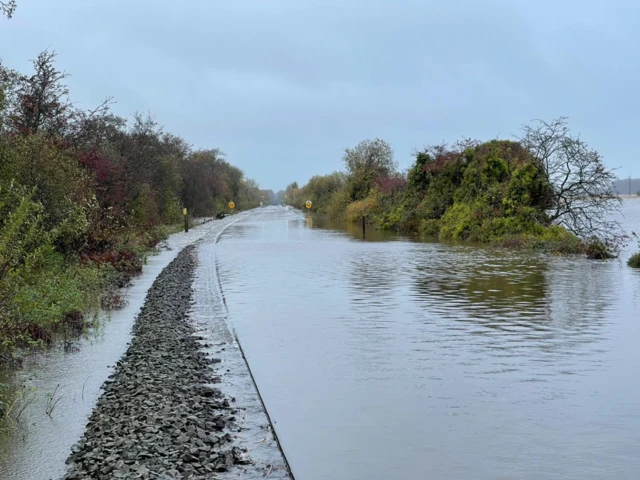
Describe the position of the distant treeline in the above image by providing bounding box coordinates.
[0,51,269,361]
[613,178,640,196]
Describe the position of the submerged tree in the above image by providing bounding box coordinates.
[520,117,620,240]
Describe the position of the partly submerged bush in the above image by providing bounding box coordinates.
[0,181,106,358]
[420,218,441,237]
[498,226,583,255]
[345,196,377,223]
[584,238,618,260]
[439,202,476,240]
[325,187,352,221]
[629,233,640,268]
[10,255,104,339]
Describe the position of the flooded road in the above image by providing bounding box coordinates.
[216,201,640,480]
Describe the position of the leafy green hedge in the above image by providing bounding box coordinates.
[0,183,106,358]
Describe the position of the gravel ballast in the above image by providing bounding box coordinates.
[64,246,249,479]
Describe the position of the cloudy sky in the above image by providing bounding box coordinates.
[1,0,638,190]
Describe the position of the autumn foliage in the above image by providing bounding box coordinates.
[0,51,264,359]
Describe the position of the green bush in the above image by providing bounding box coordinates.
[326,188,351,220]
[1,135,92,255]
[374,206,404,231]
[629,233,640,267]
[345,197,376,223]
[420,218,441,236]
[497,227,583,255]
[11,255,104,338]
[584,239,617,260]
[439,202,477,240]
[0,181,105,358]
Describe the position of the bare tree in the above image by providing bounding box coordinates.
[1,1,16,18]
[520,117,620,240]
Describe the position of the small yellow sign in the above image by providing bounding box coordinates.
[183,208,187,216]
[305,200,312,209]
[228,201,235,209]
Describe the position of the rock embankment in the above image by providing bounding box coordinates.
[64,246,248,479]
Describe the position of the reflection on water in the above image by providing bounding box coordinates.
[216,204,640,480]
[310,215,408,242]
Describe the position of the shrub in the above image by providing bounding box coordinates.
[1,134,92,254]
[326,188,351,220]
[536,226,584,254]
[1,253,105,356]
[0,51,266,378]
[420,218,441,236]
[0,181,108,357]
[345,197,377,223]
[11,255,104,341]
[439,203,478,240]
[498,227,584,255]
[373,207,403,231]
[629,233,640,268]
[585,238,617,260]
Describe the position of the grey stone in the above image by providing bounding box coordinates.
[62,248,253,479]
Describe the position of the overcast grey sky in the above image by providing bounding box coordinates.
[1,0,638,190]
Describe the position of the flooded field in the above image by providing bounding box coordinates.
[215,201,640,479]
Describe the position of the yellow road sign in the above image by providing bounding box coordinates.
[183,208,187,215]
[228,201,235,209]
[305,200,312,209]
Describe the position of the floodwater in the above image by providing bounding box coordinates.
[216,201,640,480]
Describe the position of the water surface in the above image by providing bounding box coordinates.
[216,202,640,480]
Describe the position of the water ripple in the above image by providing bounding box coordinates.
[213,205,640,480]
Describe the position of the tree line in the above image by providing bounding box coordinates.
[285,118,623,258]
[0,51,267,362]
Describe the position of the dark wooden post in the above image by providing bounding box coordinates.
[362,215,366,238]
[184,208,189,233]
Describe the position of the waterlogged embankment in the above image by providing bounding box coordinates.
[0,212,286,479]
[64,246,246,478]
